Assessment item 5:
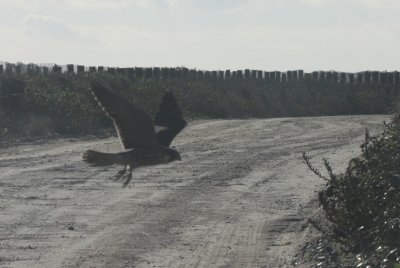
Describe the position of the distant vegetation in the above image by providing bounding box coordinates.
[0,70,398,140]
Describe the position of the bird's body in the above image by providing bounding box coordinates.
[83,82,186,187]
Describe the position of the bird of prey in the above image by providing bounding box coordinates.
[83,81,187,187]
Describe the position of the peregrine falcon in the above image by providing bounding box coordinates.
[83,82,186,187]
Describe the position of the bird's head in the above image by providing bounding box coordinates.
[165,147,182,162]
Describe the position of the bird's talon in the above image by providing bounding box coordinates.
[122,172,133,188]
[111,168,127,181]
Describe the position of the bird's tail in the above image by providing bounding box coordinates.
[82,150,128,166]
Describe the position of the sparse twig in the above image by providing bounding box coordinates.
[302,152,329,181]
[323,158,335,180]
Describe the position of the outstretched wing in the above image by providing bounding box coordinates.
[154,91,187,147]
[90,82,161,151]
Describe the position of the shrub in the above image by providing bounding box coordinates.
[304,114,400,267]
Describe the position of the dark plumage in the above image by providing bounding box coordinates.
[154,92,187,147]
[83,82,186,187]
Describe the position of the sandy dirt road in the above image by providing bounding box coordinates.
[0,115,389,268]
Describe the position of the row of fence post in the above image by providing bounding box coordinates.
[0,62,399,85]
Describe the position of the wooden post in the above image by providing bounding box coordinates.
[204,71,211,80]
[8,63,14,73]
[107,67,115,74]
[275,71,281,81]
[275,71,281,80]
[364,71,371,83]
[168,68,176,79]
[0,64,3,74]
[288,71,294,81]
[5,63,14,74]
[281,72,287,82]
[67,64,74,73]
[293,70,298,80]
[380,72,388,84]
[340,72,346,84]
[182,68,189,79]
[348,73,355,84]
[287,71,293,81]
[145,68,153,79]
[250,70,257,79]
[77,65,85,74]
[124,68,131,76]
[116,68,125,76]
[312,71,318,80]
[275,71,282,82]
[319,71,326,82]
[298,70,304,80]
[270,72,276,81]
[189,69,197,79]
[153,67,161,79]
[237,70,243,79]
[257,70,263,80]
[178,68,183,79]
[332,72,338,82]
[161,68,168,79]
[89,66,97,73]
[371,71,379,83]
[42,66,49,74]
[357,73,362,83]
[326,71,333,82]
[52,65,62,73]
[225,70,231,80]
[319,71,328,82]
[34,65,41,75]
[124,68,133,78]
[210,71,217,80]
[197,70,205,80]
[244,69,250,79]
[264,71,270,81]
[231,71,237,79]
[217,70,224,80]
[15,64,22,75]
[249,70,256,79]
[394,71,400,95]
[26,64,34,75]
[394,71,400,85]
[388,72,394,85]
[304,73,311,80]
[98,66,104,72]
[135,67,144,78]
[176,68,183,79]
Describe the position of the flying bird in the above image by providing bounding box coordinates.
[83,82,186,187]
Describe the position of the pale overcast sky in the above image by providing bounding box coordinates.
[0,0,399,72]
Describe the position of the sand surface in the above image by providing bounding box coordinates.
[0,115,389,268]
